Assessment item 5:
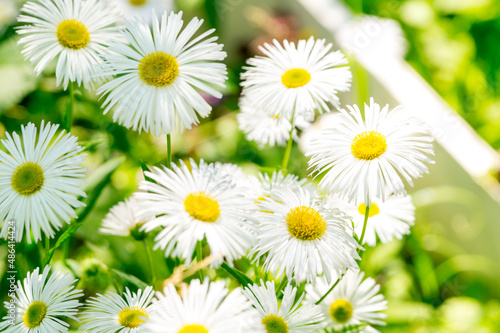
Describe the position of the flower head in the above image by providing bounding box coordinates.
[327,192,415,246]
[307,98,434,206]
[241,37,351,121]
[0,266,82,333]
[242,280,324,333]
[100,196,152,240]
[136,159,256,267]
[80,287,156,332]
[251,187,360,283]
[0,122,86,243]
[306,270,388,332]
[17,0,121,89]
[145,279,260,332]
[98,10,227,135]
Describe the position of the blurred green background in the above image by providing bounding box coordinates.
[1,0,500,332]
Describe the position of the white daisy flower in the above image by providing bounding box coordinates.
[99,196,152,240]
[80,286,155,332]
[306,269,387,333]
[0,266,82,333]
[136,159,256,267]
[327,192,416,246]
[17,0,121,90]
[145,279,260,332]
[237,96,312,148]
[242,280,324,333]
[0,121,86,243]
[108,0,174,23]
[98,11,228,136]
[240,37,352,121]
[307,98,434,206]
[250,187,360,283]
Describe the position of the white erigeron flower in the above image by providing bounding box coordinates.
[17,0,121,90]
[251,187,360,283]
[136,159,256,267]
[307,98,434,206]
[0,266,82,333]
[100,196,153,240]
[145,279,260,332]
[80,286,156,332]
[98,10,227,136]
[241,37,351,121]
[306,269,388,333]
[327,192,416,246]
[243,280,324,333]
[0,121,86,243]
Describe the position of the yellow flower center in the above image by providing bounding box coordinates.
[281,68,311,88]
[329,299,353,323]
[23,301,47,328]
[286,206,327,241]
[57,19,90,50]
[184,192,220,223]
[129,0,147,5]
[357,203,380,217]
[118,307,148,328]
[178,324,209,333]
[138,51,179,87]
[262,314,289,333]
[351,131,387,160]
[11,162,44,196]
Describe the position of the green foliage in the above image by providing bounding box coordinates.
[0,1,499,332]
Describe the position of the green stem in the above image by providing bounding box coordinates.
[64,82,75,132]
[276,276,288,296]
[61,241,77,277]
[358,205,370,246]
[143,240,156,287]
[281,111,296,172]
[166,134,172,169]
[221,262,253,287]
[316,275,343,305]
[315,205,370,303]
[196,241,204,280]
[44,237,50,257]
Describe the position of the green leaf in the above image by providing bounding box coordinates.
[221,262,253,287]
[43,224,82,266]
[111,269,149,290]
[204,0,218,29]
[82,154,126,194]
[258,166,280,174]
[76,154,126,222]
[43,155,126,266]
[80,137,107,152]
[140,160,155,183]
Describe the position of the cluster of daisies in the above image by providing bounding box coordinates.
[0,0,435,332]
